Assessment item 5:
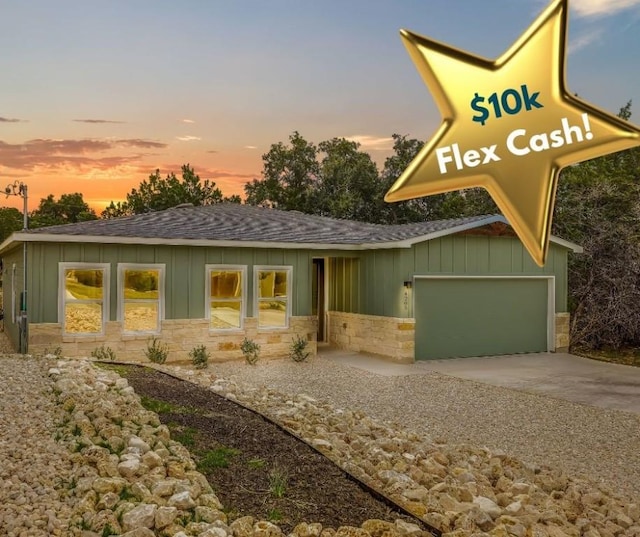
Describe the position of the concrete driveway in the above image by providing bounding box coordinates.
[320,348,640,414]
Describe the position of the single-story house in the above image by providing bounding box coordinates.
[0,203,581,362]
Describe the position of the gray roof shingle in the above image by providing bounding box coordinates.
[24,204,498,245]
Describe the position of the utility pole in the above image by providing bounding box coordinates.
[4,181,28,353]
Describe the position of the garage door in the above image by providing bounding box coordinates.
[414,277,551,360]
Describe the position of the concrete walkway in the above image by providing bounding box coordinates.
[319,347,640,414]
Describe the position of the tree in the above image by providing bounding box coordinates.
[553,101,640,350]
[0,207,24,243]
[30,193,97,228]
[379,134,468,223]
[313,137,383,222]
[244,131,319,212]
[102,164,236,218]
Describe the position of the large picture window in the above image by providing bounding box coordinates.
[118,264,164,333]
[59,263,110,335]
[255,266,292,328]
[206,265,246,330]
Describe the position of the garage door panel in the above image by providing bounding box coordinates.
[415,278,549,360]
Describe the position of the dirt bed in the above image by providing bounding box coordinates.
[117,365,426,533]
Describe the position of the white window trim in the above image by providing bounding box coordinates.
[117,263,165,335]
[58,262,110,336]
[254,265,293,330]
[205,264,247,332]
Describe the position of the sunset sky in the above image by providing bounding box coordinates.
[1,0,639,213]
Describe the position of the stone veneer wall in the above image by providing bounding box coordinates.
[555,312,570,352]
[28,316,317,362]
[327,311,415,363]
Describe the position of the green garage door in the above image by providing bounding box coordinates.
[415,277,550,360]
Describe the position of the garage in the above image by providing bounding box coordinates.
[414,276,554,360]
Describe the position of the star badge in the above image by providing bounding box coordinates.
[384,0,640,266]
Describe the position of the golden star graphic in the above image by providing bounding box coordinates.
[384,0,640,266]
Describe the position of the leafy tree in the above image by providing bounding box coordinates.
[553,101,640,350]
[0,207,24,243]
[313,137,383,222]
[102,164,236,218]
[244,131,319,212]
[379,134,469,223]
[30,193,97,228]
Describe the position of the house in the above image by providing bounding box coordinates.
[0,203,581,362]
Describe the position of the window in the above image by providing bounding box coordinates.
[118,264,164,333]
[59,263,110,335]
[255,266,292,328]
[206,265,246,330]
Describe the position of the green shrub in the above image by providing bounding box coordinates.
[144,337,168,364]
[240,337,260,365]
[189,344,210,369]
[289,335,310,362]
[90,345,116,361]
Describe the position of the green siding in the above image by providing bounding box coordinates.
[26,243,317,324]
[352,235,568,318]
[328,258,360,313]
[415,278,549,359]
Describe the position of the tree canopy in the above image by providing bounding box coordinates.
[29,193,97,228]
[102,164,239,218]
[0,207,24,243]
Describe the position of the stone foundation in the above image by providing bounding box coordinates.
[555,312,570,352]
[327,311,415,363]
[28,316,318,362]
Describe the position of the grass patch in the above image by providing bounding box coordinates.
[580,347,640,367]
[247,458,266,469]
[173,426,198,447]
[197,447,241,472]
[267,509,284,522]
[140,395,177,414]
[269,467,288,498]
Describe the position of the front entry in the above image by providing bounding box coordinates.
[312,259,326,342]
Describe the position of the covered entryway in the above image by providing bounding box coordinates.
[414,276,554,360]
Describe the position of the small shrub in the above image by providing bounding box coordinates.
[144,337,168,364]
[240,337,260,365]
[289,335,310,362]
[91,345,116,361]
[189,344,210,369]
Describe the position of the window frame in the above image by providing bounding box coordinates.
[254,265,293,330]
[117,263,165,335]
[58,262,110,336]
[205,264,247,332]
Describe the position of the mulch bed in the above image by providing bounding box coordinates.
[114,365,428,533]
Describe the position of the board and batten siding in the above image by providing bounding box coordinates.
[26,242,318,324]
[354,235,569,319]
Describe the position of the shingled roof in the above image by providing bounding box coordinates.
[1,204,582,252]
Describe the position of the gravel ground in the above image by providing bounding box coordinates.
[0,351,76,536]
[210,356,640,500]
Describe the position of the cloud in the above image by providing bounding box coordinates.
[568,28,604,53]
[345,135,394,151]
[176,135,201,142]
[206,150,219,154]
[571,0,640,16]
[181,119,195,124]
[0,138,167,171]
[0,117,27,123]
[73,119,125,124]
[244,145,257,149]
